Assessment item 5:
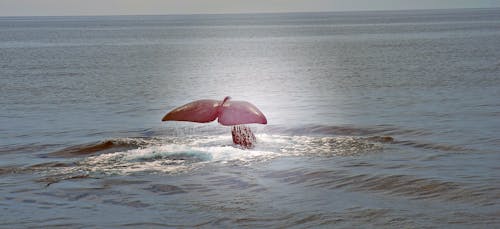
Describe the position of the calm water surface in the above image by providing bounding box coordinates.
[1,8,500,228]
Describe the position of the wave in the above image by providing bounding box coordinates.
[0,143,61,155]
[43,138,155,158]
[2,124,477,187]
[263,168,498,205]
[29,124,469,178]
[16,134,385,186]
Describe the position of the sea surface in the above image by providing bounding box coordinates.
[1,8,500,228]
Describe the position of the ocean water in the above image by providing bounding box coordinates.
[1,8,500,228]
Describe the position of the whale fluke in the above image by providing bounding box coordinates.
[161,96,267,126]
[162,96,267,148]
[161,99,220,123]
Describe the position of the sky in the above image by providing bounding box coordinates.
[0,0,499,16]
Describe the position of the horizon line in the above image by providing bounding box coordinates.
[0,6,498,18]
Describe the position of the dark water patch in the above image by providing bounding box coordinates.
[291,213,324,226]
[37,187,122,202]
[9,188,40,194]
[393,139,470,152]
[341,161,376,168]
[102,199,151,208]
[206,175,258,190]
[0,166,23,175]
[16,217,83,229]
[228,214,299,227]
[263,168,498,205]
[21,199,37,203]
[120,222,176,228]
[362,135,471,153]
[0,143,61,155]
[363,136,394,143]
[342,207,391,223]
[27,161,98,187]
[181,183,214,193]
[38,174,93,187]
[0,161,72,176]
[1,161,74,180]
[28,162,72,168]
[28,224,85,229]
[100,178,150,188]
[446,211,500,226]
[144,184,187,195]
[43,138,150,158]
[199,209,413,228]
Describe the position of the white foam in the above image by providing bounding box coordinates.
[51,134,382,175]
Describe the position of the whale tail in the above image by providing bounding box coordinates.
[162,96,267,148]
[161,99,220,123]
[161,96,267,125]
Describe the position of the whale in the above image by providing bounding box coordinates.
[162,96,267,148]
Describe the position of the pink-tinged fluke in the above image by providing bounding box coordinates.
[162,96,267,148]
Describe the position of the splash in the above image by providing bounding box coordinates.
[39,134,384,178]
